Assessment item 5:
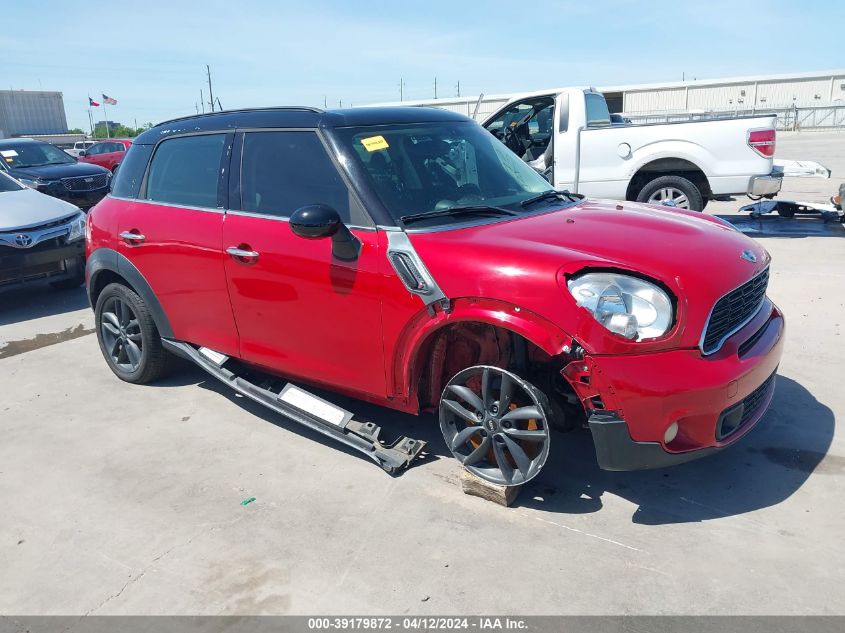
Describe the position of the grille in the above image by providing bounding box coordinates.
[701,268,769,354]
[62,173,108,191]
[716,372,776,440]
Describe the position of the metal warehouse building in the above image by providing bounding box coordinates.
[0,90,68,139]
[377,69,845,130]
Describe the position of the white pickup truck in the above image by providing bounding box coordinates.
[482,88,782,210]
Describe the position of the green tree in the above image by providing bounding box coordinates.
[67,127,85,134]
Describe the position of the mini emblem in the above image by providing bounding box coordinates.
[740,249,757,263]
[84,177,94,183]
[15,234,33,247]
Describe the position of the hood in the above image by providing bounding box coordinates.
[407,200,770,352]
[0,187,81,230]
[7,161,110,181]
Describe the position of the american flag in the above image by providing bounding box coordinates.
[102,94,118,105]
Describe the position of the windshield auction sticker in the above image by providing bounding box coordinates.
[361,135,389,152]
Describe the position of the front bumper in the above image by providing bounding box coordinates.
[0,239,85,288]
[748,172,782,197]
[565,300,784,471]
[52,186,109,209]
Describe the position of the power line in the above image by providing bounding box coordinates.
[206,65,215,112]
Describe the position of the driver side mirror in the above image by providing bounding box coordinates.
[290,204,360,261]
[78,151,87,157]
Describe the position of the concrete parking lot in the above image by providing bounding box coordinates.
[1,131,843,615]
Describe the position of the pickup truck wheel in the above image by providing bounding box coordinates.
[638,175,704,211]
[95,282,173,384]
[439,365,551,486]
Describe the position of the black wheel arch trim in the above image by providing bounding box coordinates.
[86,247,174,339]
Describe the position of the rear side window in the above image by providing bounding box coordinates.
[240,131,370,225]
[585,93,611,127]
[111,143,153,199]
[145,134,226,208]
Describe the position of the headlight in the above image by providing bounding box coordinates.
[17,177,42,189]
[67,211,86,242]
[567,272,674,340]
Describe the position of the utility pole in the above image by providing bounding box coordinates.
[324,96,327,108]
[456,80,460,97]
[195,103,199,114]
[434,77,437,99]
[200,89,205,114]
[206,65,215,112]
[400,78,405,102]
[216,97,222,111]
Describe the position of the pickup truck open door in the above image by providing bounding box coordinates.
[482,87,782,211]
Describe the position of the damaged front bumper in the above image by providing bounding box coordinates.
[563,300,785,471]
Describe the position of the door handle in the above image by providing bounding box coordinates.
[119,230,145,243]
[226,246,260,261]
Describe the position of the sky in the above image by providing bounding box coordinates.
[3,0,844,132]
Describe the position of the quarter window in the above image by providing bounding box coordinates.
[585,93,611,127]
[145,134,226,208]
[240,131,369,225]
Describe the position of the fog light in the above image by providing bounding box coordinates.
[664,422,679,444]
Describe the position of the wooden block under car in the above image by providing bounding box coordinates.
[460,469,522,507]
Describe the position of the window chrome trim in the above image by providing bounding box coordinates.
[225,208,376,231]
[698,267,770,356]
[107,194,225,214]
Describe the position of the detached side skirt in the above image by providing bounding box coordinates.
[162,340,427,474]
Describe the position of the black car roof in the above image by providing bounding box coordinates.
[134,106,470,145]
[0,138,49,146]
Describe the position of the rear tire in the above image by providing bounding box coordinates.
[637,175,705,211]
[95,282,174,384]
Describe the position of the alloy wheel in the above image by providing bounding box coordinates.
[647,187,690,209]
[439,366,551,486]
[100,297,143,373]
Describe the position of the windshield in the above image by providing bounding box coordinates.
[334,121,565,226]
[0,142,76,169]
[0,172,24,192]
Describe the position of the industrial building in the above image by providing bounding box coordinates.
[0,90,68,139]
[373,69,845,130]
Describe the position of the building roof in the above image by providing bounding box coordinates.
[368,69,845,108]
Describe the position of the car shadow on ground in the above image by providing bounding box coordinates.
[520,375,837,524]
[157,369,834,525]
[162,366,449,470]
[0,283,89,326]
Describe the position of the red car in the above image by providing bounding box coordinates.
[79,139,132,172]
[85,107,784,485]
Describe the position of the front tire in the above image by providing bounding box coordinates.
[637,175,705,211]
[94,282,173,384]
[439,365,552,486]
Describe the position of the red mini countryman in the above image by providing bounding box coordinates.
[85,106,784,485]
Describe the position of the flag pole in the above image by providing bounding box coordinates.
[87,95,94,137]
[102,98,110,139]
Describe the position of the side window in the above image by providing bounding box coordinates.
[145,134,226,208]
[240,131,370,226]
[485,102,534,139]
[88,144,104,155]
[111,143,153,199]
[585,93,611,127]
